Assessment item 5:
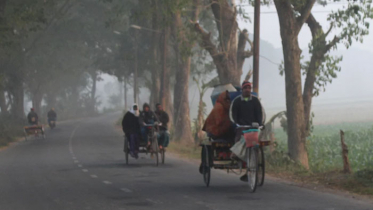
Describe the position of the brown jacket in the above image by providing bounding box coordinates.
[202,91,232,138]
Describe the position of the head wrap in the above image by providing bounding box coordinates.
[129,104,139,117]
[242,81,252,89]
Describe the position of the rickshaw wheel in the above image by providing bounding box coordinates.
[161,149,165,164]
[257,147,265,186]
[202,145,211,187]
[152,136,159,167]
[246,147,258,193]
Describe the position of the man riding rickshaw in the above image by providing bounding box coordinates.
[200,81,266,184]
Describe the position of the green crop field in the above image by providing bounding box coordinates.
[271,121,373,173]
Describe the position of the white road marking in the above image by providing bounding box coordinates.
[120,188,132,193]
[74,160,79,163]
[90,174,98,178]
[68,125,80,155]
[72,157,76,160]
[78,164,82,168]
[103,181,112,185]
[146,199,162,204]
[82,169,89,173]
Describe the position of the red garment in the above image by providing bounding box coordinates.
[202,91,232,138]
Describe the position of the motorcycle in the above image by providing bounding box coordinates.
[48,118,56,129]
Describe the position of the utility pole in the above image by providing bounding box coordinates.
[160,27,169,108]
[134,30,138,104]
[252,0,261,95]
[124,76,128,111]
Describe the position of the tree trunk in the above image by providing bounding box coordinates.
[303,54,319,135]
[0,89,7,114]
[172,5,197,144]
[303,14,331,136]
[124,78,128,111]
[11,83,24,120]
[32,91,43,117]
[160,26,173,128]
[149,0,161,108]
[90,71,97,113]
[275,1,309,169]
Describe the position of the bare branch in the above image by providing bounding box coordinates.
[325,22,334,38]
[192,21,222,59]
[325,36,340,52]
[296,0,317,34]
[243,50,253,58]
[306,13,321,37]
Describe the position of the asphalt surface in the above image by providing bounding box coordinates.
[0,113,372,210]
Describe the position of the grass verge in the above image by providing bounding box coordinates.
[167,140,373,197]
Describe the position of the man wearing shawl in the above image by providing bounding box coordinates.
[122,104,141,159]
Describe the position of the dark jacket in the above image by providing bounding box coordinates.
[155,110,169,129]
[47,110,57,119]
[230,95,263,126]
[122,111,141,135]
[139,103,158,125]
[27,111,39,125]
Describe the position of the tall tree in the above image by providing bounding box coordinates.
[172,0,200,144]
[274,0,372,169]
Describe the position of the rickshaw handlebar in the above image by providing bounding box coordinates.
[236,124,264,130]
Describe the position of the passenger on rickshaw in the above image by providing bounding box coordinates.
[202,90,235,141]
[154,103,169,150]
[139,103,159,148]
[27,108,39,125]
[122,104,141,159]
[229,81,265,182]
[199,90,235,174]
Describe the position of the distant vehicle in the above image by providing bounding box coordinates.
[49,119,56,129]
[124,122,164,166]
[24,125,45,141]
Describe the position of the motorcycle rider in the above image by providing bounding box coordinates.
[47,108,57,127]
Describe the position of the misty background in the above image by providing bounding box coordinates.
[92,2,373,125]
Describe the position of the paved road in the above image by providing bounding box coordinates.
[0,113,372,210]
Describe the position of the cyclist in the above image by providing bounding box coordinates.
[139,103,159,148]
[154,103,169,150]
[27,108,39,125]
[229,80,265,182]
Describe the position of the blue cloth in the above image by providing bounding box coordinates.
[158,130,169,147]
[129,134,140,154]
[141,127,149,144]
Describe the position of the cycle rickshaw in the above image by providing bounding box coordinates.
[24,125,45,141]
[124,122,165,166]
[199,84,270,193]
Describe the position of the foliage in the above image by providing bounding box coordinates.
[270,122,373,173]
